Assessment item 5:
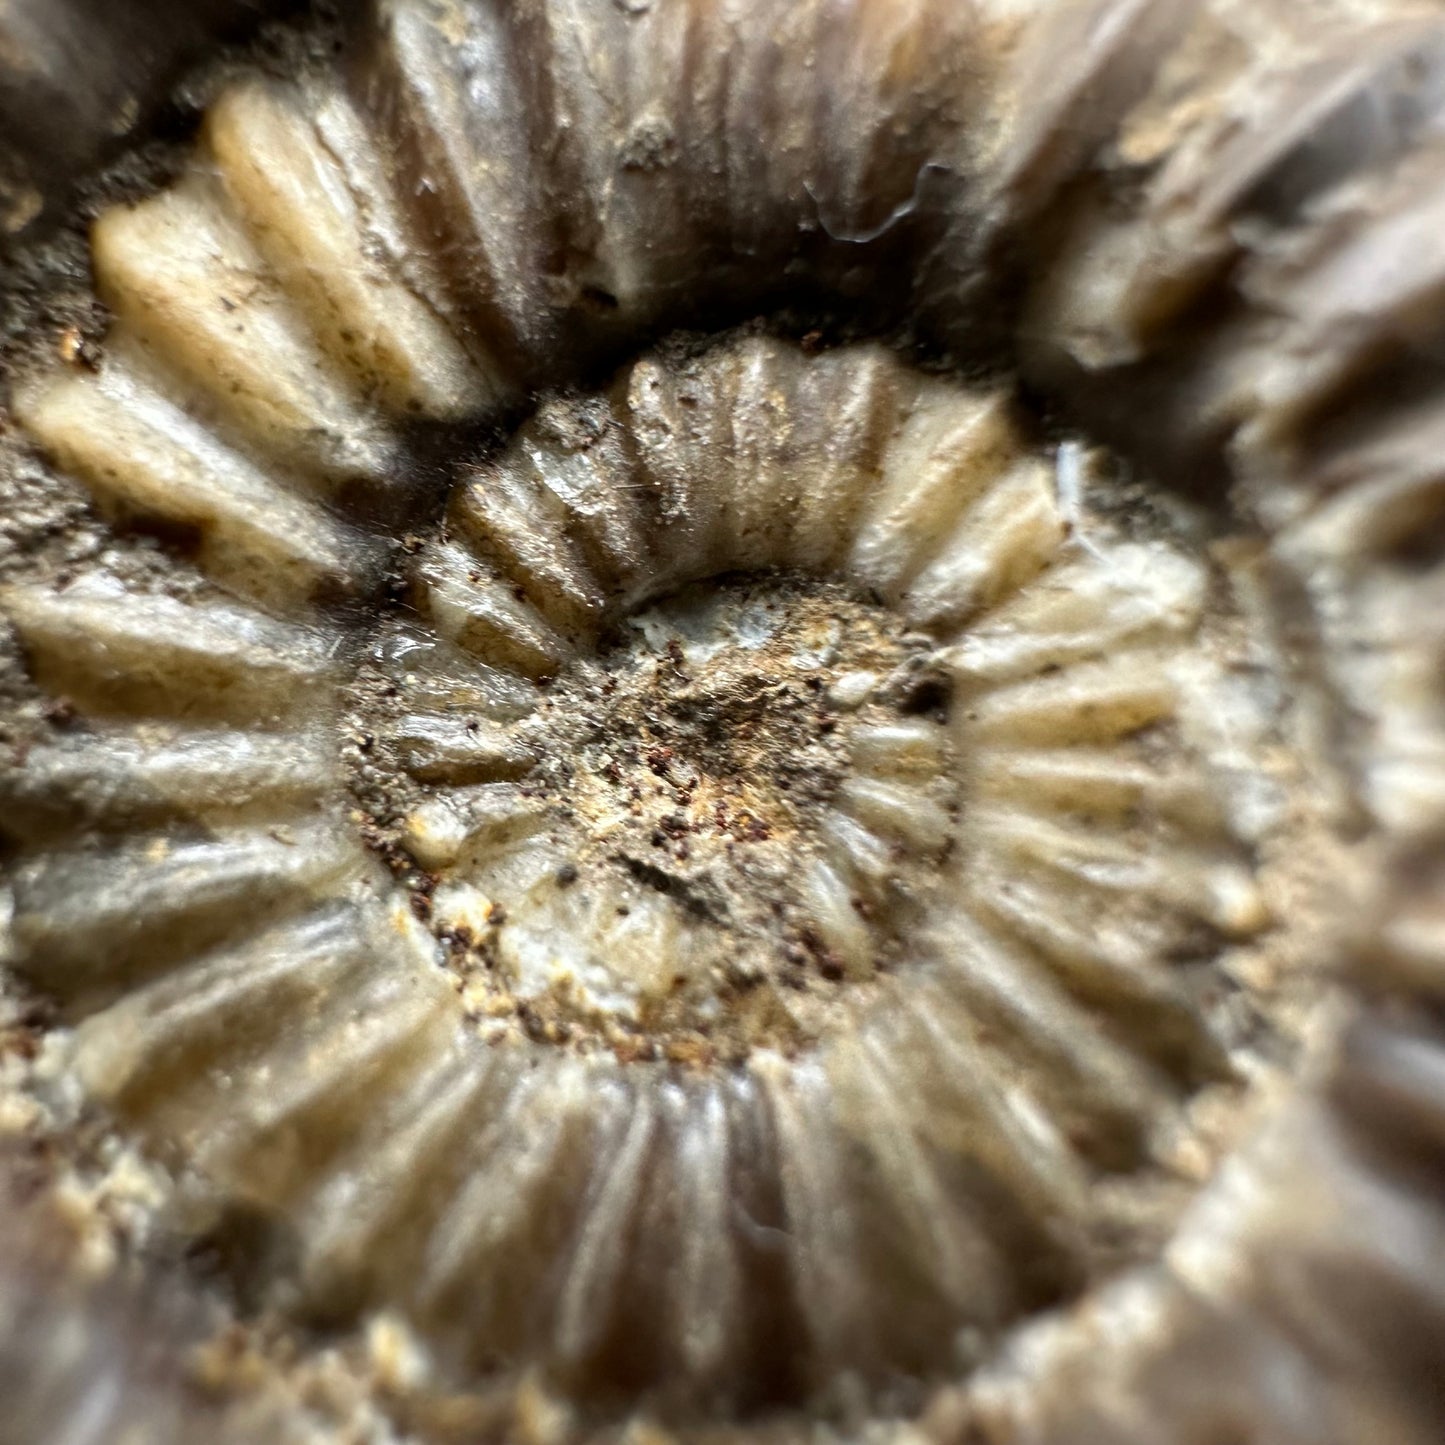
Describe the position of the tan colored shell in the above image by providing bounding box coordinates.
[0,0,1443,1442]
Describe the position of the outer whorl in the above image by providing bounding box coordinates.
[1,1,1444,1442]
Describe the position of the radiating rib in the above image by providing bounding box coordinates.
[622,350,739,586]
[947,543,1206,684]
[721,340,807,570]
[294,1041,495,1303]
[417,1056,599,1351]
[902,457,1064,628]
[926,908,1173,1161]
[207,79,486,422]
[0,728,335,844]
[3,582,340,723]
[837,775,951,853]
[798,856,873,977]
[187,962,457,1206]
[366,0,558,379]
[969,746,1220,831]
[1240,137,1445,443]
[372,626,542,723]
[961,861,1227,1077]
[451,463,609,638]
[848,386,1017,599]
[1026,17,1445,370]
[848,718,949,778]
[969,806,1266,937]
[755,1054,875,1383]
[412,542,569,676]
[819,809,897,897]
[402,784,550,871]
[92,174,399,489]
[388,713,537,785]
[553,1081,657,1368]
[7,821,366,1004]
[69,902,385,1115]
[962,650,1181,746]
[507,0,675,335]
[513,403,654,600]
[826,1027,1011,1322]
[659,1080,742,1384]
[17,349,379,610]
[893,984,1094,1235]
[785,345,903,573]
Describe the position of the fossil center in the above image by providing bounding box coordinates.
[350,573,957,1061]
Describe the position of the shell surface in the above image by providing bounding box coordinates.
[0,0,1444,1441]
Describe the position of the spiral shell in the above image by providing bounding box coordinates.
[1,0,1444,1441]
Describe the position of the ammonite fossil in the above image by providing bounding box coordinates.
[1,0,1444,1440]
